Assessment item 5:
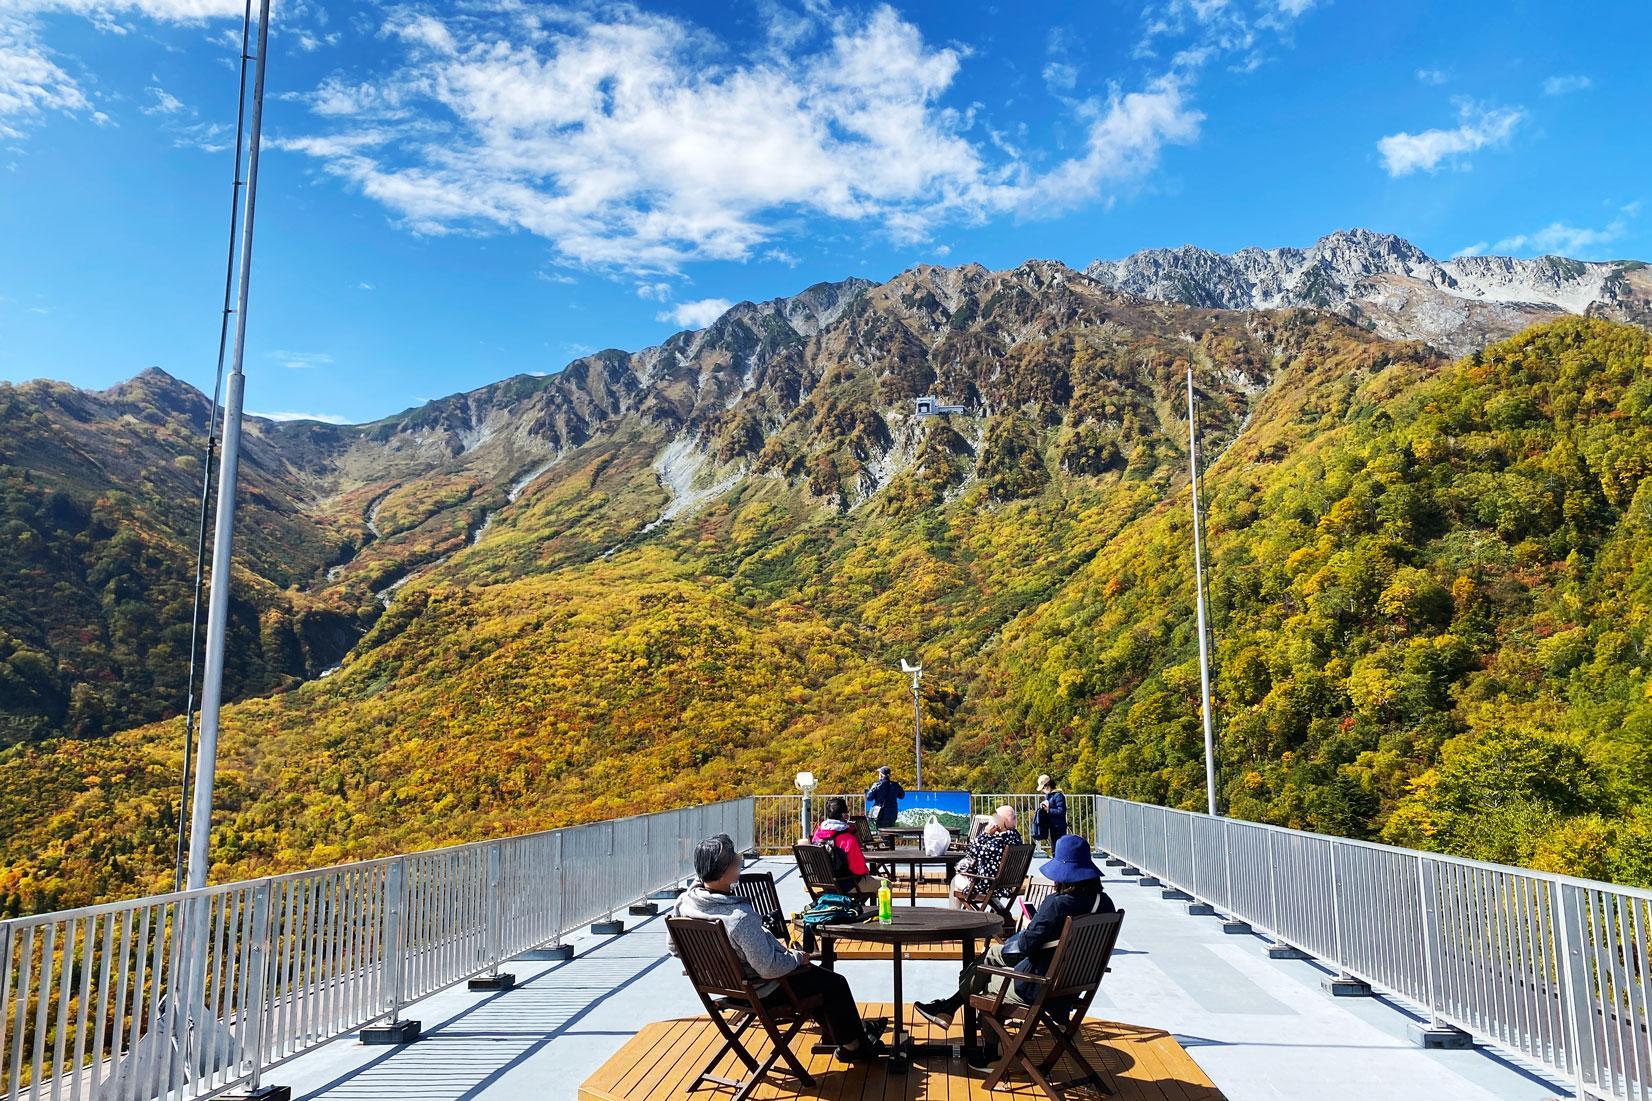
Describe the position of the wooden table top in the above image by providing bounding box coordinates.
[808,907,1001,945]
[866,847,966,864]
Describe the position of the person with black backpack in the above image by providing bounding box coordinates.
[811,796,880,894]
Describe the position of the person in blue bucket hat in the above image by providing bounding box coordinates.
[916,834,1116,1050]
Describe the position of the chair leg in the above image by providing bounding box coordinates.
[978,1014,1029,1093]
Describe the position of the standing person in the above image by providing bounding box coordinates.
[812,796,880,895]
[1033,774,1068,851]
[947,805,1023,908]
[672,835,886,1062]
[865,765,905,829]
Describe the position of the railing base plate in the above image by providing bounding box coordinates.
[1120,867,1141,877]
[516,944,574,962]
[224,1087,291,1101]
[470,972,516,992]
[1408,1022,1472,1049]
[1185,900,1213,915]
[361,1019,421,1045]
[1322,974,1373,998]
[1104,858,1127,867]
[650,886,687,899]
[629,901,660,916]
[1137,876,1160,887]
[1221,919,1252,934]
[1267,944,1309,960]
[592,919,626,935]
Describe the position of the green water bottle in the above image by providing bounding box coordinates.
[877,878,893,924]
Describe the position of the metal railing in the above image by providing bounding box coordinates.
[0,797,753,1101]
[753,794,856,852]
[1096,795,1648,1101]
[971,793,1099,848]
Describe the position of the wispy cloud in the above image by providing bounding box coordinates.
[1542,74,1592,96]
[1489,205,1637,258]
[142,84,182,114]
[1415,68,1447,85]
[281,5,1205,274]
[249,410,351,424]
[269,350,333,370]
[1377,101,1523,176]
[657,298,733,329]
[634,282,674,302]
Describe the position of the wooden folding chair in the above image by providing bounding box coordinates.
[666,916,821,1101]
[958,844,1035,934]
[1019,879,1055,932]
[792,843,839,901]
[969,910,1125,1100]
[731,871,788,941]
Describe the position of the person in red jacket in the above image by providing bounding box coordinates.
[812,796,880,894]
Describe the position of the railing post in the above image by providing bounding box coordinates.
[384,859,407,1022]
[244,881,273,1091]
[1330,840,1345,966]
[1222,817,1235,912]
[486,843,503,975]
[1267,828,1280,935]
[1556,883,1599,1099]
[1416,856,1445,1028]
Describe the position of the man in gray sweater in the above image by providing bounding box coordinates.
[672,835,883,1062]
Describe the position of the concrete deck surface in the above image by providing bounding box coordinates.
[268,858,1571,1101]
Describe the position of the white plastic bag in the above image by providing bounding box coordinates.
[922,816,950,857]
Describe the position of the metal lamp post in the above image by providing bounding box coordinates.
[900,659,923,790]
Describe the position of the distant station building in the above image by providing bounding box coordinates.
[914,395,968,417]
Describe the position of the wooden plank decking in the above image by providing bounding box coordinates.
[578,1003,1224,1101]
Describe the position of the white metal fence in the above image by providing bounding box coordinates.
[753,794,856,852]
[0,797,753,1101]
[970,793,1099,848]
[1096,795,1651,1101]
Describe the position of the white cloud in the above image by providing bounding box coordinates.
[1491,207,1635,259]
[1042,61,1077,92]
[1415,68,1446,85]
[1377,102,1523,176]
[763,247,801,266]
[657,298,733,329]
[269,349,333,370]
[282,5,1201,273]
[1452,241,1488,258]
[0,15,90,138]
[1542,74,1591,96]
[635,282,673,301]
[250,410,352,424]
[356,281,374,290]
[142,85,183,114]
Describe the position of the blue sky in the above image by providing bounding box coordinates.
[0,0,1646,424]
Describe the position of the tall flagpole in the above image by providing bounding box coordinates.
[1187,368,1219,816]
[186,0,272,891]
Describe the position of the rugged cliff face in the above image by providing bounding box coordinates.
[1086,228,1652,357]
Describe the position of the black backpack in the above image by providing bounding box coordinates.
[818,831,854,883]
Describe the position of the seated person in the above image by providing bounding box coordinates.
[812,796,881,895]
[947,804,1024,908]
[673,835,886,1062]
[917,834,1116,1027]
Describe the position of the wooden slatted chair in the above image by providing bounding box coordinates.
[666,916,821,1101]
[792,843,838,901]
[1019,878,1055,932]
[969,909,1125,1100]
[731,871,788,942]
[958,844,1035,934]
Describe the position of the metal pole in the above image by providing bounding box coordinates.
[186,0,272,892]
[1187,368,1218,817]
[911,667,923,790]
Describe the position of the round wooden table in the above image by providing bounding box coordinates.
[812,908,1002,1074]
[865,848,966,904]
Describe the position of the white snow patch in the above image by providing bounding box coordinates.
[508,459,559,502]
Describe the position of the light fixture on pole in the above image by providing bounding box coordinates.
[899,659,923,790]
[795,771,816,842]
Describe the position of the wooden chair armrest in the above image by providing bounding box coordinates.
[975,964,1048,984]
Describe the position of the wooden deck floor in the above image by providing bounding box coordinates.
[578,1003,1224,1101]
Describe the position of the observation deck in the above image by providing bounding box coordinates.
[1,794,1626,1101]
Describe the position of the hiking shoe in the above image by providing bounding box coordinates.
[838,1037,887,1064]
[914,999,956,1029]
[965,1048,999,1073]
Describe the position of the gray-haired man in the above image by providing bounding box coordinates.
[671,835,884,1062]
